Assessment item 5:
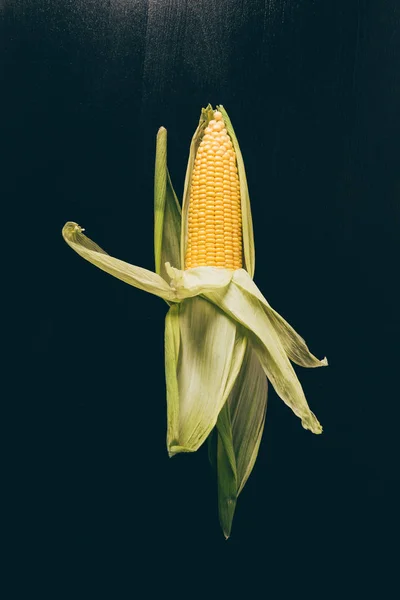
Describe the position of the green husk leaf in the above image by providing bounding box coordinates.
[213,337,268,538]
[165,263,233,299]
[205,282,322,434]
[165,303,181,453]
[210,328,247,538]
[217,105,255,279]
[216,402,237,540]
[233,270,328,368]
[168,296,243,455]
[229,341,268,494]
[62,222,176,302]
[154,127,182,282]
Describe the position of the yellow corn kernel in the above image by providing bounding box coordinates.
[185,111,243,270]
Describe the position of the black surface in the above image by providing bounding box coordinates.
[4,0,399,596]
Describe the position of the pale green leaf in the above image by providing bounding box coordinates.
[168,296,241,455]
[154,127,181,280]
[221,326,249,415]
[205,282,322,434]
[164,303,181,454]
[62,222,176,302]
[165,263,233,299]
[230,341,268,494]
[208,327,247,539]
[233,269,328,368]
[218,105,255,279]
[213,336,268,538]
[207,327,247,473]
[216,402,237,540]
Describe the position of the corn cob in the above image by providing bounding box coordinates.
[185,110,242,270]
[62,104,327,539]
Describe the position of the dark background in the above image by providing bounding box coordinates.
[3,0,399,596]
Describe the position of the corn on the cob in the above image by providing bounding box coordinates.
[62,104,327,539]
[185,110,242,270]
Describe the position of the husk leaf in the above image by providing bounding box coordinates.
[154,127,181,282]
[213,337,268,538]
[204,283,322,434]
[216,402,237,539]
[62,222,176,302]
[233,270,328,368]
[229,341,268,494]
[168,296,243,455]
[164,303,181,453]
[165,263,233,299]
[211,327,247,538]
